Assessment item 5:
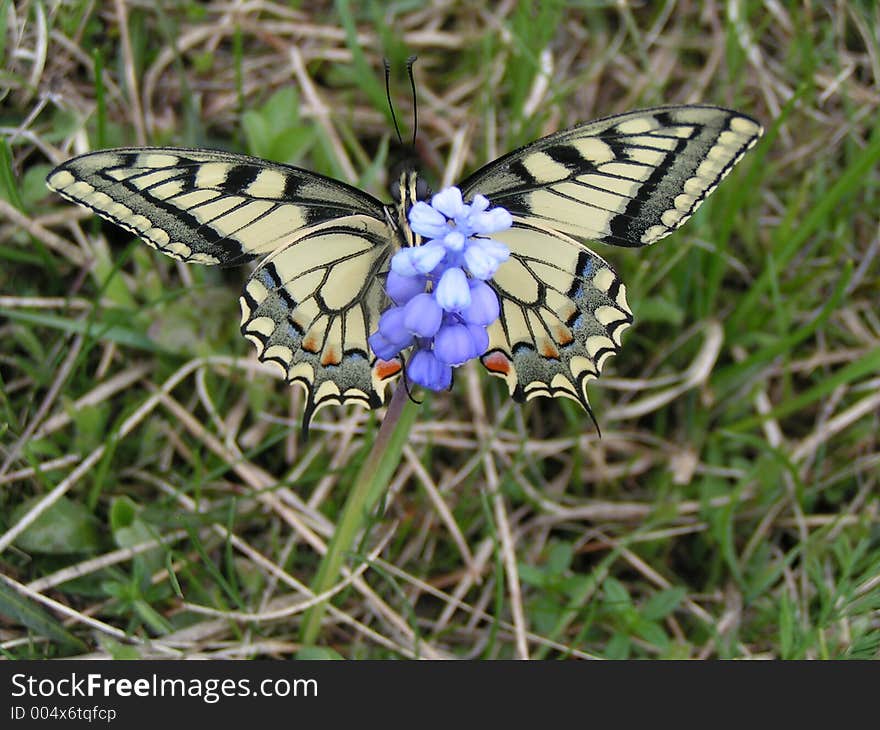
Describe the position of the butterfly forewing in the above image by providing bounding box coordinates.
[47,148,385,267]
[459,106,762,247]
[47,147,398,431]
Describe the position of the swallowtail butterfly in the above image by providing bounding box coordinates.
[47,105,762,429]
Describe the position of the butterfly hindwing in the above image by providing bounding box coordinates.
[239,215,401,429]
[481,221,631,414]
[47,147,385,267]
[459,105,762,247]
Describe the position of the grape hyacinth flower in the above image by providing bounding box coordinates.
[368,186,512,391]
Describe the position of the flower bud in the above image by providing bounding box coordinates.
[434,323,481,365]
[377,306,411,345]
[466,324,490,356]
[386,271,426,305]
[407,349,452,390]
[403,293,443,337]
[431,187,465,218]
[408,201,448,239]
[410,240,446,274]
[463,245,497,280]
[434,267,471,311]
[368,332,403,361]
[461,280,500,325]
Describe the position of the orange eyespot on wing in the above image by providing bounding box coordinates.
[482,350,513,375]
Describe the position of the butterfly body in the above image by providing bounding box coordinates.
[386,168,428,249]
[47,105,762,429]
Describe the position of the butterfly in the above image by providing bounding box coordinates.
[47,105,762,431]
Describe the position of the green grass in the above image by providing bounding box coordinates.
[1,1,878,659]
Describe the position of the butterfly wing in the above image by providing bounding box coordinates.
[239,214,401,431]
[459,106,763,247]
[46,147,386,266]
[458,106,762,411]
[48,148,400,430]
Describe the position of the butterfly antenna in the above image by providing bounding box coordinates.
[406,55,418,146]
[384,57,404,146]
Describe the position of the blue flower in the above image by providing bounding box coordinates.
[434,267,470,311]
[407,349,452,391]
[434,321,488,366]
[370,186,513,392]
[386,270,426,305]
[403,293,443,337]
[461,280,500,325]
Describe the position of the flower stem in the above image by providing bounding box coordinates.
[300,382,417,645]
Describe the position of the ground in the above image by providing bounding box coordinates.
[0,1,878,659]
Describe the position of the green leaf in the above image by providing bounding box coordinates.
[633,617,671,650]
[0,308,167,354]
[633,295,685,326]
[133,599,173,634]
[545,541,574,576]
[779,594,796,659]
[516,562,546,588]
[102,639,142,660]
[296,646,344,660]
[111,497,165,581]
[529,595,564,635]
[21,164,54,208]
[71,402,110,454]
[0,138,23,209]
[602,577,632,610]
[109,496,137,532]
[242,87,316,165]
[10,496,102,554]
[641,587,687,621]
[605,632,631,659]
